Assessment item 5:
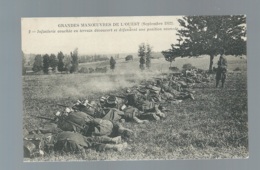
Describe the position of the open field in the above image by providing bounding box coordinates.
[23,56,248,161]
[78,55,247,74]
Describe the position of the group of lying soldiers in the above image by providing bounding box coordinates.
[24,68,212,158]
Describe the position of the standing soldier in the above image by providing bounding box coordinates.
[216,51,228,88]
[110,57,116,72]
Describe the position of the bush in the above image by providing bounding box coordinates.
[182,63,196,70]
[78,67,89,73]
[169,67,179,72]
[234,67,241,71]
[125,55,133,61]
[95,67,107,73]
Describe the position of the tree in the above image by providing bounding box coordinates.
[49,54,58,72]
[168,15,246,71]
[42,54,50,74]
[138,43,146,70]
[145,44,152,69]
[22,51,26,75]
[64,54,72,73]
[57,51,65,72]
[138,43,153,70]
[162,42,185,68]
[32,54,42,72]
[70,48,79,73]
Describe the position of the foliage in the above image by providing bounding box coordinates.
[138,43,153,70]
[125,55,133,61]
[182,63,196,70]
[161,50,177,67]
[79,55,109,63]
[138,43,146,58]
[234,67,241,71]
[32,54,42,72]
[64,55,72,73]
[70,48,79,73]
[57,51,65,72]
[164,15,247,71]
[42,54,50,74]
[145,44,152,69]
[78,67,89,73]
[169,66,179,72]
[49,54,58,72]
[138,43,146,71]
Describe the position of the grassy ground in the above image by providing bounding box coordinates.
[23,56,248,161]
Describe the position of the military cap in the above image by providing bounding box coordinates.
[106,95,118,105]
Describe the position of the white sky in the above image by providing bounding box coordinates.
[21,16,182,55]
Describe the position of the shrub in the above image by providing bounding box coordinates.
[78,67,89,73]
[169,67,179,72]
[234,67,241,71]
[182,63,196,70]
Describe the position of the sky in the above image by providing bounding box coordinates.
[21,16,182,55]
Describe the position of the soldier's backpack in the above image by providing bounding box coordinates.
[72,104,96,117]
[24,132,54,158]
[139,100,156,112]
[122,106,139,120]
[85,118,114,136]
[57,111,94,133]
[101,108,123,122]
[54,131,91,154]
[126,93,137,106]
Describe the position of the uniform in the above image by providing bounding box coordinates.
[216,55,227,88]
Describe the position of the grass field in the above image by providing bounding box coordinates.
[23,55,248,161]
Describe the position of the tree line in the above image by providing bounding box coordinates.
[22,48,119,75]
[27,48,79,74]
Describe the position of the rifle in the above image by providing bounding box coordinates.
[57,103,92,109]
[84,102,95,108]
[162,109,172,112]
[57,104,69,108]
[34,114,91,134]
[34,115,55,121]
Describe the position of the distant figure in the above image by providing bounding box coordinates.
[216,53,228,88]
[110,57,116,72]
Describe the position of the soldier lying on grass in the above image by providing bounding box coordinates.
[24,130,128,158]
[25,109,135,158]
[54,109,134,138]
[72,95,166,124]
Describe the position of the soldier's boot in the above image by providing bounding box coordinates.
[221,80,225,88]
[102,142,128,152]
[111,136,122,144]
[189,94,195,100]
[117,124,134,138]
[151,113,160,121]
[24,139,44,158]
[154,105,166,118]
[216,80,219,88]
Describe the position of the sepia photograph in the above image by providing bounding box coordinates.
[22,15,248,161]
